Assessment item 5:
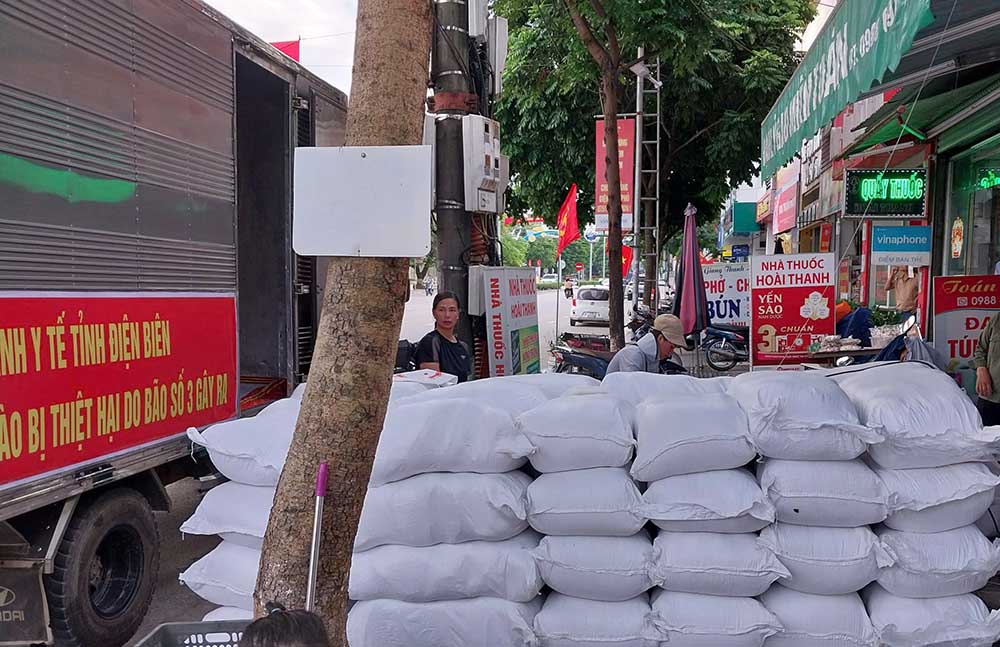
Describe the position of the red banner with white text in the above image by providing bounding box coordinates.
[932,275,1000,398]
[0,293,237,487]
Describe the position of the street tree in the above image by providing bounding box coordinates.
[253,0,432,643]
[496,0,814,305]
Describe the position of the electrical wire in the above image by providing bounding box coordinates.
[771,0,959,368]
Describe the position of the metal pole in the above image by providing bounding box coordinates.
[432,0,473,346]
[589,241,594,280]
[555,253,561,338]
[602,237,607,278]
[305,462,328,612]
[630,46,643,316]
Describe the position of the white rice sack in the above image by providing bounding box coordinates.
[533,593,661,647]
[651,532,789,597]
[875,462,1000,533]
[349,531,542,602]
[829,362,1000,468]
[758,459,889,527]
[502,373,602,399]
[370,398,523,486]
[630,396,756,481]
[291,382,307,399]
[976,504,1000,539]
[760,586,877,647]
[180,481,274,549]
[347,597,540,647]
[505,394,635,473]
[865,585,1000,647]
[643,469,774,533]
[527,467,646,536]
[187,410,296,487]
[532,533,655,602]
[355,472,530,551]
[729,371,882,460]
[652,590,782,647]
[601,372,731,405]
[389,379,431,401]
[759,523,892,595]
[392,368,459,388]
[875,525,1000,598]
[202,607,252,622]
[179,541,259,610]
[411,376,549,415]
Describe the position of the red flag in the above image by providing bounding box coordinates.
[621,245,634,278]
[271,40,301,62]
[556,184,579,256]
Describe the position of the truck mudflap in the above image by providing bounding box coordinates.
[0,560,51,646]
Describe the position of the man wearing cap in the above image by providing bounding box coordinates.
[606,314,686,374]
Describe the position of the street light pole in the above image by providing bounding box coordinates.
[589,241,594,280]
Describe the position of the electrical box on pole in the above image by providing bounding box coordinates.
[467,0,489,41]
[488,17,509,97]
[461,115,502,213]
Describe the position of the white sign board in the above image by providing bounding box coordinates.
[703,262,750,326]
[293,146,432,257]
[482,267,541,377]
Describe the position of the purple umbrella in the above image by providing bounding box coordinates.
[672,203,710,340]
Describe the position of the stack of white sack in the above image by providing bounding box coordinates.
[827,362,1000,646]
[729,371,886,646]
[635,393,783,647]
[177,373,464,621]
[514,393,664,646]
[348,393,543,647]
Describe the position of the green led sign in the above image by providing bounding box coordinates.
[845,168,927,218]
[977,168,1000,190]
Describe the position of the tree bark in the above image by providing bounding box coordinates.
[253,1,432,644]
[564,0,626,349]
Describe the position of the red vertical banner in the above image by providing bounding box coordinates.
[0,293,238,487]
[750,253,836,366]
[594,118,635,234]
[819,223,833,252]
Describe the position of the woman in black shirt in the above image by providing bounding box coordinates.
[416,291,472,383]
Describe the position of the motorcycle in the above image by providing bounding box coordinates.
[701,323,750,372]
[395,339,418,373]
[552,338,688,380]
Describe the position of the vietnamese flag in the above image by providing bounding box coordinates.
[556,184,580,256]
[621,245,634,278]
[271,39,301,62]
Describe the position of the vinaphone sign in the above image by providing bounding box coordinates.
[760,0,934,179]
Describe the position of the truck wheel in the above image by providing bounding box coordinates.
[44,488,160,647]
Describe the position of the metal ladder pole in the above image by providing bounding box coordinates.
[638,58,662,310]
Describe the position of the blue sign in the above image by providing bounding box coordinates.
[732,244,750,258]
[871,225,931,266]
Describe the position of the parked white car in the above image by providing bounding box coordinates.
[571,286,610,326]
[540,273,559,282]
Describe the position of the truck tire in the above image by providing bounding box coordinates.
[44,488,160,647]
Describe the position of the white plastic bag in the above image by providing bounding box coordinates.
[758,459,889,527]
[370,398,523,486]
[347,597,540,647]
[531,533,655,602]
[393,368,459,388]
[865,585,1000,647]
[533,593,661,647]
[187,415,294,487]
[412,377,549,415]
[349,531,542,602]
[502,373,602,399]
[760,586,877,647]
[202,607,252,622]
[829,362,1000,469]
[506,394,635,473]
[179,541,259,610]
[729,371,882,460]
[355,471,531,551]
[652,590,782,647]
[601,373,731,405]
[180,482,274,549]
[630,396,756,481]
[758,523,891,595]
[643,469,774,533]
[875,525,1000,598]
[527,467,646,536]
[650,532,789,597]
[875,462,1000,533]
[389,380,431,401]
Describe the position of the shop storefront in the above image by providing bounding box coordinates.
[944,132,1000,277]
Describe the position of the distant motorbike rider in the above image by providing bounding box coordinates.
[563,278,574,298]
[606,314,686,374]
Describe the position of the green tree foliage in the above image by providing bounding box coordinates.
[495,0,814,242]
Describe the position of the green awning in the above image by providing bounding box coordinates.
[760,0,934,179]
[847,73,1000,154]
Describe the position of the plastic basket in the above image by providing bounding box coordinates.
[134,621,250,647]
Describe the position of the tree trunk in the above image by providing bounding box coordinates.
[253,1,432,644]
[601,71,626,350]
